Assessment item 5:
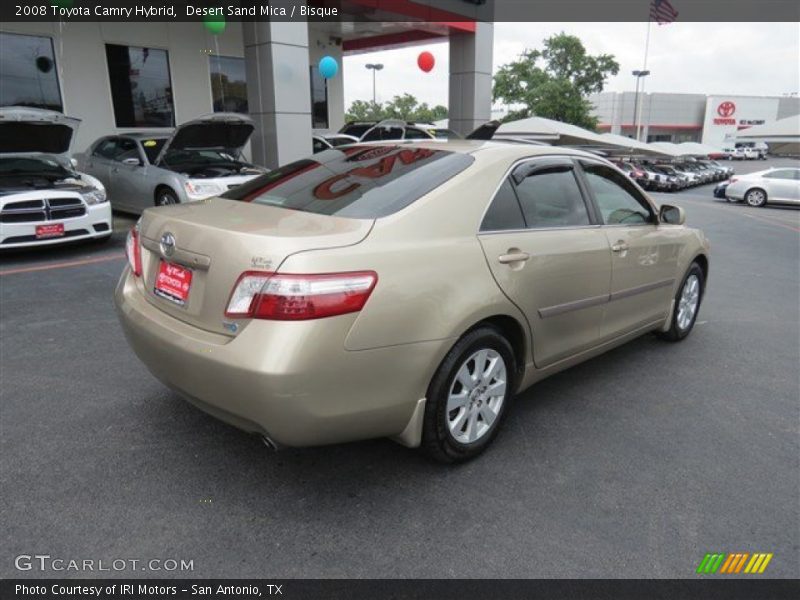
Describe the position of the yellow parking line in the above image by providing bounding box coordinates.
[0,252,124,276]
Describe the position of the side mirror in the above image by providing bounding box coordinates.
[660,204,685,225]
[122,157,142,167]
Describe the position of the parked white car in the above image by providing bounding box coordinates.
[0,107,112,249]
[726,168,800,207]
[741,147,760,160]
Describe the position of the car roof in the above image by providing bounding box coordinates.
[386,139,608,162]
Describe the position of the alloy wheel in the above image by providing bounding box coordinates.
[745,189,766,207]
[677,274,700,331]
[446,349,507,444]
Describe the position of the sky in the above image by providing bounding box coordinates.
[342,22,800,110]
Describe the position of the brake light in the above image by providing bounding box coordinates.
[225,271,378,320]
[729,178,738,184]
[125,225,142,276]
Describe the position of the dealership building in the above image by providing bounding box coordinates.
[590,91,800,148]
[0,4,492,168]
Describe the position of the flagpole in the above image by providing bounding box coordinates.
[635,19,652,142]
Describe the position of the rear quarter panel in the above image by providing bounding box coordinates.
[276,152,531,359]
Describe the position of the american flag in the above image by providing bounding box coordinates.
[650,0,679,24]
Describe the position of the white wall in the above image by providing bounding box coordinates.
[1,21,245,152]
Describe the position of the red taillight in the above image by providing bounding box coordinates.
[633,170,645,178]
[729,178,738,184]
[125,226,142,276]
[225,271,378,321]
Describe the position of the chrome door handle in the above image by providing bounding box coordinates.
[611,242,629,253]
[498,251,530,264]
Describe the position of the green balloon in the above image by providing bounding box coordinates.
[203,14,226,35]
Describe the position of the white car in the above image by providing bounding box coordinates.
[1,107,112,249]
[360,119,438,142]
[726,167,800,207]
[741,147,760,160]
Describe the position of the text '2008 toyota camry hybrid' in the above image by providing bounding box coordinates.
[115,141,709,462]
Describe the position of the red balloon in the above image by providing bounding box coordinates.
[417,51,435,73]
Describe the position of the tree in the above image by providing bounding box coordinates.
[493,33,619,130]
[345,99,384,122]
[345,94,448,124]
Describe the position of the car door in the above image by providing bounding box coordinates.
[108,137,149,210]
[577,160,680,339]
[80,137,116,193]
[762,169,800,204]
[478,157,612,367]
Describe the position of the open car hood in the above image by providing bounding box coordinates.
[0,107,81,157]
[154,113,255,164]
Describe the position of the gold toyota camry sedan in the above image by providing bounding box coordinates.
[115,141,709,462]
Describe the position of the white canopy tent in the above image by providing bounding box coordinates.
[493,116,608,146]
[736,115,800,155]
[598,133,680,157]
[675,142,724,156]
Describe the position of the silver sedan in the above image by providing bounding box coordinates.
[76,113,266,215]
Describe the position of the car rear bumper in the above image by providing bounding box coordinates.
[0,202,112,249]
[114,268,448,447]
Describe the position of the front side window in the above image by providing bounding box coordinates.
[105,44,174,127]
[0,32,62,110]
[581,162,654,225]
[210,55,247,113]
[223,146,474,219]
[92,138,120,160]
[112,138,141,162]
[513,166,591,228]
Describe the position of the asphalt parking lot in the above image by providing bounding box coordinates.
[1,157,798,579]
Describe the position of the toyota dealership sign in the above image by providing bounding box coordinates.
[702,95,780,147]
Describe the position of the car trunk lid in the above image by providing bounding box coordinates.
[137,198,373,335]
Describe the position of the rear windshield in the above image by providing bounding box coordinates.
[222,145,474,219]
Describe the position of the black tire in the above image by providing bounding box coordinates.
[657,263,705,342]
[744,188,767,208]
[422,326,517,463]
[155,187,179,207]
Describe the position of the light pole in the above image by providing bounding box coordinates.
[365,63,383,107]
[632,69,650,142]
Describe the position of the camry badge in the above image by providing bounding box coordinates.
[160,232,176,257]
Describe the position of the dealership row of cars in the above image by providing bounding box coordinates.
[612,158,734,192]
[1,108,797,250]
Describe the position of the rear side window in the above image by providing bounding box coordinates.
[514,167,591,228]
[481,179,525,231]
[222,145,474,219]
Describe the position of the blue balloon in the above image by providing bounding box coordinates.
[319,56,338,79]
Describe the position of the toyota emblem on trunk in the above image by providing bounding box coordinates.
[160,232,176,257]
